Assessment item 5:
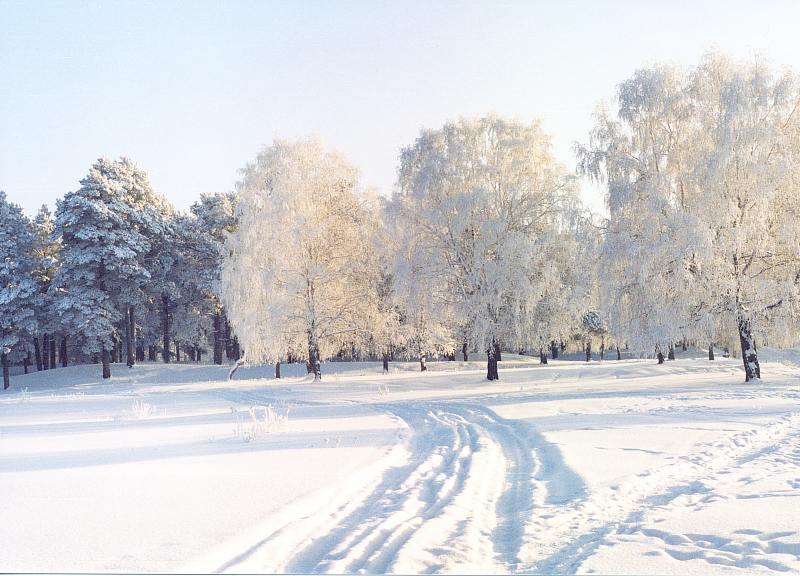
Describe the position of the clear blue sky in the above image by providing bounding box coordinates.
[2,0,799,216]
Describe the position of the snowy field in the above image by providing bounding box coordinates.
[1,355,799,574]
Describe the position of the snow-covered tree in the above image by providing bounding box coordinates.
[220,138,378,380]
[190,192,238,364]
[30,205,61,370]
[395,116,578,380]
[0,192,39,389]
[51,158,164,379]
[688,53,800,380]
[580,54,800,380]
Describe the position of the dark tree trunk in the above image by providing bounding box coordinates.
[585,341,591,362]
[197,348,202,363]
[617,346,621,361]
[682,338,687,351]
[213,310,224,365]
[419,355,427,372]
[494,342,502,362]
[101,347,111,379]
[539,349,548,364]
[175,342,181,363]
[33,337,43,371]
[111,336,119,364]
[275,361,281,379]
[486,344,499,381]
[232,336,240,361]
[382,353,389,374]
[42,333,50,370]
[2,352,9,390]
[24,352,31,374]
[148,345,157,362]
[738,317,761,381]
[708,343,715,361]
[126,306,135,368]
[550,340,559,359]
[656,345,664,364]
[224,317,234,360]
[60,337,68,367]
[600,336,605,361]
[50,337,56,369]
[667,344,675,361]
[307,332,321,380]
[136,345,145,362]
[162,294,171,363]
[462,340,468,362]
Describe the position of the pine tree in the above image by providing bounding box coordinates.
[0,192,39,389]
[51,158,162,379]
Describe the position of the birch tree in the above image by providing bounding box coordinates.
[395,116,578,380]
[220,138,377,380]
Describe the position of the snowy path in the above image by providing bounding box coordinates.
[213,397,800,574]
[212,402,543,574]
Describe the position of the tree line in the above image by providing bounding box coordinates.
[2,52,798,388]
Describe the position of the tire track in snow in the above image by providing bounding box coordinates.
[212,402,540,574]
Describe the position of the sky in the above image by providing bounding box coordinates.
[2,0,800,216]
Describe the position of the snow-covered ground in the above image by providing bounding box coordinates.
[1,355,799,574]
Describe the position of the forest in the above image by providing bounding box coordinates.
[2,52,799,388]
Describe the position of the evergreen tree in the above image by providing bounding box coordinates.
[0,192,39,389]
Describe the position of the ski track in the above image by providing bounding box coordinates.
[521,411,800,574]
[213,401,541,574]
[208,392,800,575]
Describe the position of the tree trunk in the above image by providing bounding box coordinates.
[550,340,559,359]
[33,337,43,371]
[585,341,591,362]
[111,336,119,364]
[42,333,50,370]
[462,340,468,362]
[617,346,621,361]
[213,310,223,365]
[656,345,664,364]
[24,352,30,374]
[148,345,157,362]
[60,337,68,367]
[738,317,761,381]
[232,336,241,361]
[682,338,687,351]
[101,347,111,379]
[162,294,171,363]
[494,342,502,362]
[50,337,56,369]
[307,331,321,380]
[224,317,234,360]
[419,355,427,372]
[539,349,548,364]
[197,348,202,363]
[3,352,10,389]
[175,342,181,363]
[382,353,389,374]
[136,345,144,362]
[709,343,715,361]
[600,336,605,361]
[126,306,135,368]
[486,344,499,381]
[275,361,281,379]
[667,344,675,361]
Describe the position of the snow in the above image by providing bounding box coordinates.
[1,355,799,574]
